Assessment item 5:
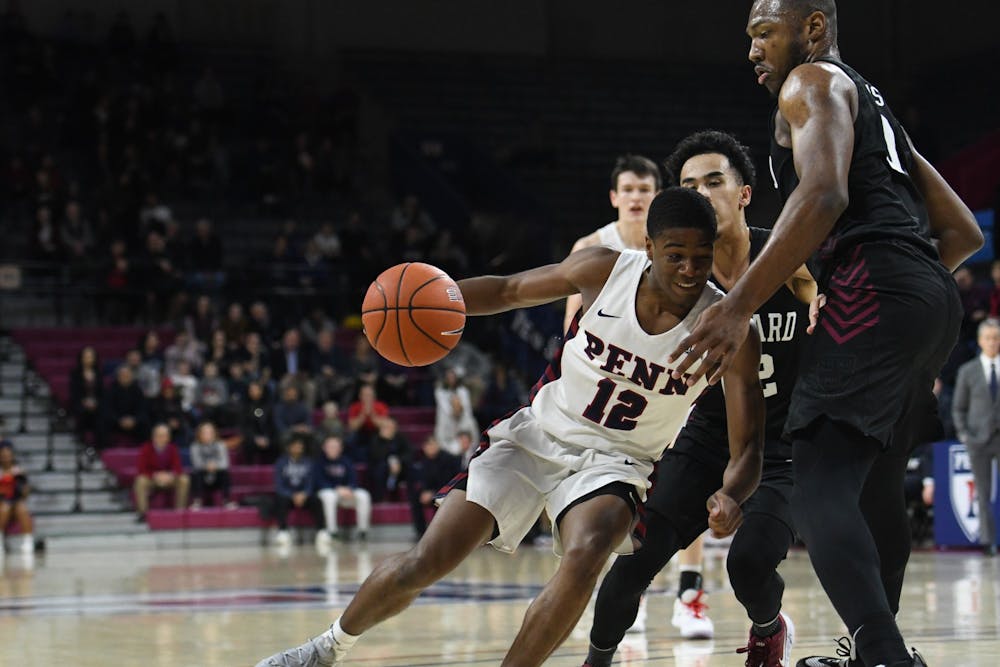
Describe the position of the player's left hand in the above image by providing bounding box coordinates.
[668,296,752,386]
[807,293,827,335]
[706,491,743,538]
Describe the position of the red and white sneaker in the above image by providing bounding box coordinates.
[737,612,795,667]
[671,589,714,639]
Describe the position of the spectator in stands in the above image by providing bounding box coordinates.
[311,329,352,406]
[347,384,390,453]
[367,417,412,502]
[273,433,325,548]
[390,194,436,237]
[137,330,164,395]
[187,217,224,289]
[240,381,277,465]
[345,336,380,397]
[273,328,315,409]
[169,359,198,415]
[0,441,34,554]
[150,378,190,447]
[427,229,469,278]
[316,401,344,440]
[194,360,228,423]
[477,360,527,426]
[189,421,235,510]
[205,328,231,369]
[185,295,218,344]
[237,331,270,383]
[33,205,59,261]
[300,306,335,347]
[221,302,249,347]
[69,345,103,447]
[956,265,990,345]
[139,230,183,323]
[102,364,149,447]
[164,329,204,377]
[312,222,341,262]
[456,430,475,469]
[437,341,492,405]
[133,423,189,522]
[273,384,312,442]
[409,435,460,538]
[433,367,479,457]
[225,360,250,413]
[988,260,1000,318]
[60,199,93,265]
[138,192,173,235]
[339,210,375,297]
[248,301,280,348]
[102,238,135,324]
[316,434,372,543]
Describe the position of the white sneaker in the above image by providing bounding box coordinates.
[255,625,349,667]
[315,531,332,552]
[671,589,714,639]
[20,534,33,554]
[626,594,647,633]
[275,530,292,548]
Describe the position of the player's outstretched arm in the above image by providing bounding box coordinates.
[458,246,617,317]
[904,135,983,272]
[668,63,854,385]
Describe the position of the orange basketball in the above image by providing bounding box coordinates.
[361,262,466,367]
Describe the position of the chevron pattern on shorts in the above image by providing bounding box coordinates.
[820,247,880,345]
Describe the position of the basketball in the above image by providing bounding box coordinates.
[361,262,466,367]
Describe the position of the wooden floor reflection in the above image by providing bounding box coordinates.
[1,536,997,665]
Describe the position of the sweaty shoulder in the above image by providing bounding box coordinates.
[780,62,857,119]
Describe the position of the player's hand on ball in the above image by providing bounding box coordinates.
[706,491,742,538]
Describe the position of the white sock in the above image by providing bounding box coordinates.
[331,618,359,647]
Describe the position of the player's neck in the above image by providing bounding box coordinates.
[615,218,648,250]
[712,223,751,290]
[805,43,840,63]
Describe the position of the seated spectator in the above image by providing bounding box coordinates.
[237,331,271,383]
[205,328,232,369]
[301,305,335,347]
[221,302,249,347]
[240,381,277,465]
[102,364,150,447]
[273,328,316,409]
[316,434,372,542]
[477,360,528,426]
[164,330,205,377]
[273,433,325,547]
[247,301,280,348]
[346,384,390,453]
[0,441,34,554]
[316,401,344,440]
[456,430,476,469]
[311,329,353,406]
[149,378,191,447]
[409,436,461,538]
[273,384,312,441]
[169,359,198,414]
[69,345,103,447]
[189,422,235,510]
[130,345,162,400]
[185,295,218,344]
[345,336,380,396]
[194,360,229,422]
[433,367,479,457]
[133,424,189,522]
[367,417,412,502]
[187,217,224,289]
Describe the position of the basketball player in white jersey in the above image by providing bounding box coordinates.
[254,187,766,667]
[566,154,717,640]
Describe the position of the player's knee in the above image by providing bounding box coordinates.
[562,530,619,578]
[727,539,771,587]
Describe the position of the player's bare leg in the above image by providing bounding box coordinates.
[340,490,495,633]
[502,493,633,667]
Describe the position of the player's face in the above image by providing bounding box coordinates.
[678,153,751,238]
[746,2,809,96]
[645,228,714,307]
[979,326,1000,358]
[610,172,658,225]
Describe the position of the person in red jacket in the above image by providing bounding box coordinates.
[133,423,190,522]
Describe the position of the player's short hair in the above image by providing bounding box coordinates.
[774,0,837,36]
[610,154,662,191]
[646,187,717,241]
[978,318,1000,337]
[663,130,757,188]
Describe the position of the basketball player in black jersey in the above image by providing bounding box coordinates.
[583,131,813,667]
[667,2,984,666]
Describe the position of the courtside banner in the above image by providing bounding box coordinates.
[934,440,1000,547]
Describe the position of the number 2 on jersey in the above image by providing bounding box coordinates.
[759,353,777,398]
[582,378,648,430]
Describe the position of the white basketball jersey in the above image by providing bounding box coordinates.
[532,250,723,462]
[596,221,627,251]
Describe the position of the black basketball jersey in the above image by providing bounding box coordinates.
[682,227,805,462]
[768,58,938,287]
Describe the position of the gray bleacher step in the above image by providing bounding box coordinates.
[29,470,112,492]
[34,512,149,538]
[21,453,83,471]
[1,415,54,432]
[7,432,77,450]
[30,490,124,514]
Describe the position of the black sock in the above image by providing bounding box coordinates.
[678,570,702,597]
[585,644,616,667]
[752,615,782,637]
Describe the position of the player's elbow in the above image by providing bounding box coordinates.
[815,187,849,219]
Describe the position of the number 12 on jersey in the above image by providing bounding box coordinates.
[582,378,648,431]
